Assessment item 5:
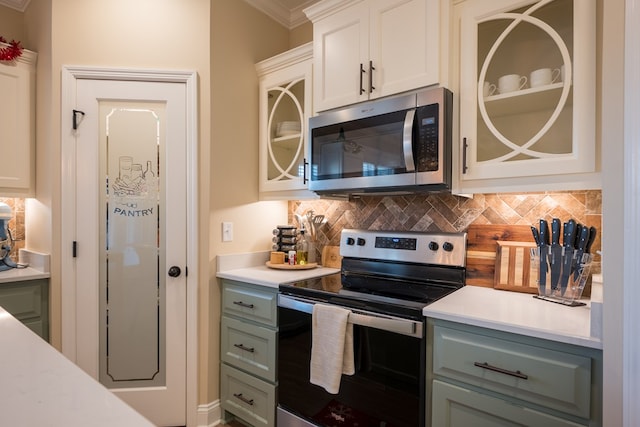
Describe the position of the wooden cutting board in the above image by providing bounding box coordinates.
[465,224,536,287]
[321,245,342,268]
[494,241,538,293]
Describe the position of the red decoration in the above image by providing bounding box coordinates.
[0,36,23,62]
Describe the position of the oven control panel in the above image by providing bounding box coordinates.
[340,229,467,267]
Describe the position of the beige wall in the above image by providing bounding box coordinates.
[290,21,312,48]
[0,4,25,42]
[208,0,292,403]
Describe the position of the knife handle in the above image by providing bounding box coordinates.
[564,219,577,247]
[551,218,561,244]
[539,219,550,245]
[577,225,590,251]
[586,226,597,253]
[573,224,583,248]
[531,226,541,246]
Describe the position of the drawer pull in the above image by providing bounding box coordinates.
[474,362,529,380]
[234,343,255,353]
[233,301,255,309]
[233,393,254,406]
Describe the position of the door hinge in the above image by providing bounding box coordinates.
[72,241,77,258]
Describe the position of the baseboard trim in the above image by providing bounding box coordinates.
[197,400,222,427]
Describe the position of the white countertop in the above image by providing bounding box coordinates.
[0,306,155,426]
[0,249,50,284]
[0,266,50,283]
[216,250,340,287]
[424,286,602,349]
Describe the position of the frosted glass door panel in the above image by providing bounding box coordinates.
[98,102,165,388]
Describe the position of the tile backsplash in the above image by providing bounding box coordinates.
[290,190,602,273]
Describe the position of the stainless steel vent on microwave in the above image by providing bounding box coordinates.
[308,87,452,196]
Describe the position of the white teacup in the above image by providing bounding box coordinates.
[530,68,561,88]
[483,81,497,97]
[498,74,527,93]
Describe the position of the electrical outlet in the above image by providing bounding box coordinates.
[222,222,233,242]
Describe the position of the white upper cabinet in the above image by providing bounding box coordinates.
[256,43,317,200]
[0,45,37,196]
[305,0,441,112]
[454,0,598,193]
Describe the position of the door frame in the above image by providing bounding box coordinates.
[60,66,198,426]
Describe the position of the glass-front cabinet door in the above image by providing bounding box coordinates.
[458,0,596,184]
[257,43,314,198]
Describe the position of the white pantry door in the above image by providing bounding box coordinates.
[61,68,198,427]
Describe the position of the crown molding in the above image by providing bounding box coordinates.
[244,0,317,29]
[0,0,30,12]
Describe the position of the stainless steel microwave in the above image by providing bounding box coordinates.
[308,87,453,196]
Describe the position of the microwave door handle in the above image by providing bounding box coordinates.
[403,109,416,172]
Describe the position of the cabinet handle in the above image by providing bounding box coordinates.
[369,60,375,93]
[233,301,255,309]
[233,393,255,406]
[360,63,366,94]
[462,137,469,174]
[474,362,529,380]
[303,157,309,184]
[234,343,255,353]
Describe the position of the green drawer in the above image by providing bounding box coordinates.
[432,380,587,427]
[222,281,277,327]
[220,363,276,427]
[221,316,277,382]
[433,325,591,418]
[0,279,49,341]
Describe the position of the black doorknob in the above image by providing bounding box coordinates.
[168,266,181,277]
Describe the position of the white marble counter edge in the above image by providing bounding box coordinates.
[424,287,602,350]
[0,249,50,284]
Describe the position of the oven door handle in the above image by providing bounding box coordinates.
[278,294,423,337]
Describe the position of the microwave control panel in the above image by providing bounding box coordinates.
[415,104,439,172]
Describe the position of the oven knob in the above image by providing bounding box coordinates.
[443,242,454,252]
[346,237,355,246]
[356,238,366,246]
[428,241,439,251]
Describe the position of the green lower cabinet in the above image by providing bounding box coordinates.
[220,280,278,427]
[0,279,49,341]
[427,319,602,427]
[432,380,587,427]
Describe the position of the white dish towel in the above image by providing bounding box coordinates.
[310,304,355,394]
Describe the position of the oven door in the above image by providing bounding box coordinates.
[277,294,425,427]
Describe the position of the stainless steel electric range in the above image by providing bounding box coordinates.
[277,229,467,427]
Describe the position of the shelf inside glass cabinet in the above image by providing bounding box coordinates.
[482,82,572,117]
[271,133,302,147]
